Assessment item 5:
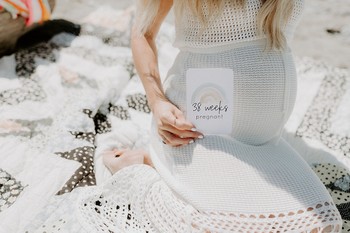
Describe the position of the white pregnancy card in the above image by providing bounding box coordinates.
[186,68,234,135]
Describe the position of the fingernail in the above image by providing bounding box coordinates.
[198,135,204,139]
[191,128,197,132]
[189,140,194,144]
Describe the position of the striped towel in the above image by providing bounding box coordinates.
[0,0,51,26]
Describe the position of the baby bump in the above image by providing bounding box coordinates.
[163,45,297,146]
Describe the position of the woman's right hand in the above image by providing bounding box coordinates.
[151,99,203,147]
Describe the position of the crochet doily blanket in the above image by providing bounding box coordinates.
[0,6,349,233]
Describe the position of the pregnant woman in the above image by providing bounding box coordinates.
[25,0,343,232]
[128,0,343,232]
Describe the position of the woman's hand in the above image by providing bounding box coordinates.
[152,99,203,147]
[103,148,153,175]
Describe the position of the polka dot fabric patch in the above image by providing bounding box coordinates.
[312,163,348,186]
[344,220,350,232]
[83,109,94,119]
[331,190,350,205]
[70,131,95,145]
[55,146,96,195]
[109,104,131,120]
[312,163,350,229]
[126,94,151,114]
[93,111,112,134]
[0,168,25,212]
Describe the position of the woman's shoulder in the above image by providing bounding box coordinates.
[289,0,306,25]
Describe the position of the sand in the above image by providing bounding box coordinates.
[291,0,350,69]
[52,0,350,69]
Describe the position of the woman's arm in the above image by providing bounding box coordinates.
[131,0,203,147]
[131,0,171,109]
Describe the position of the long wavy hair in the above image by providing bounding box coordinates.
[135,0,294,50]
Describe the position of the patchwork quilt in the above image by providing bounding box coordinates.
[0,6,349,233]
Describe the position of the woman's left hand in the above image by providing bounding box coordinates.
[103,148,153,175]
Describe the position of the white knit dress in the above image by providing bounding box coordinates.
[25,0,343,232]
[148,0,343,231]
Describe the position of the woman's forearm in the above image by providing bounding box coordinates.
[130,0,201,146]
[131,31,167,112]
[131,0,173,112]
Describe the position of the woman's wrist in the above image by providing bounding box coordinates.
[139,73,168,112]
[147,94,169,113]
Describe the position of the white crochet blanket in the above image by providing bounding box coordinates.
[0,6,349,233]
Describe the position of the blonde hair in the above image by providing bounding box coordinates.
[135,0,294,50]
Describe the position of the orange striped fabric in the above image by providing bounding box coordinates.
[0,0,51,26]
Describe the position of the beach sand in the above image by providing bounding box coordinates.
[291,0,350,69]
[52,0,350,69]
